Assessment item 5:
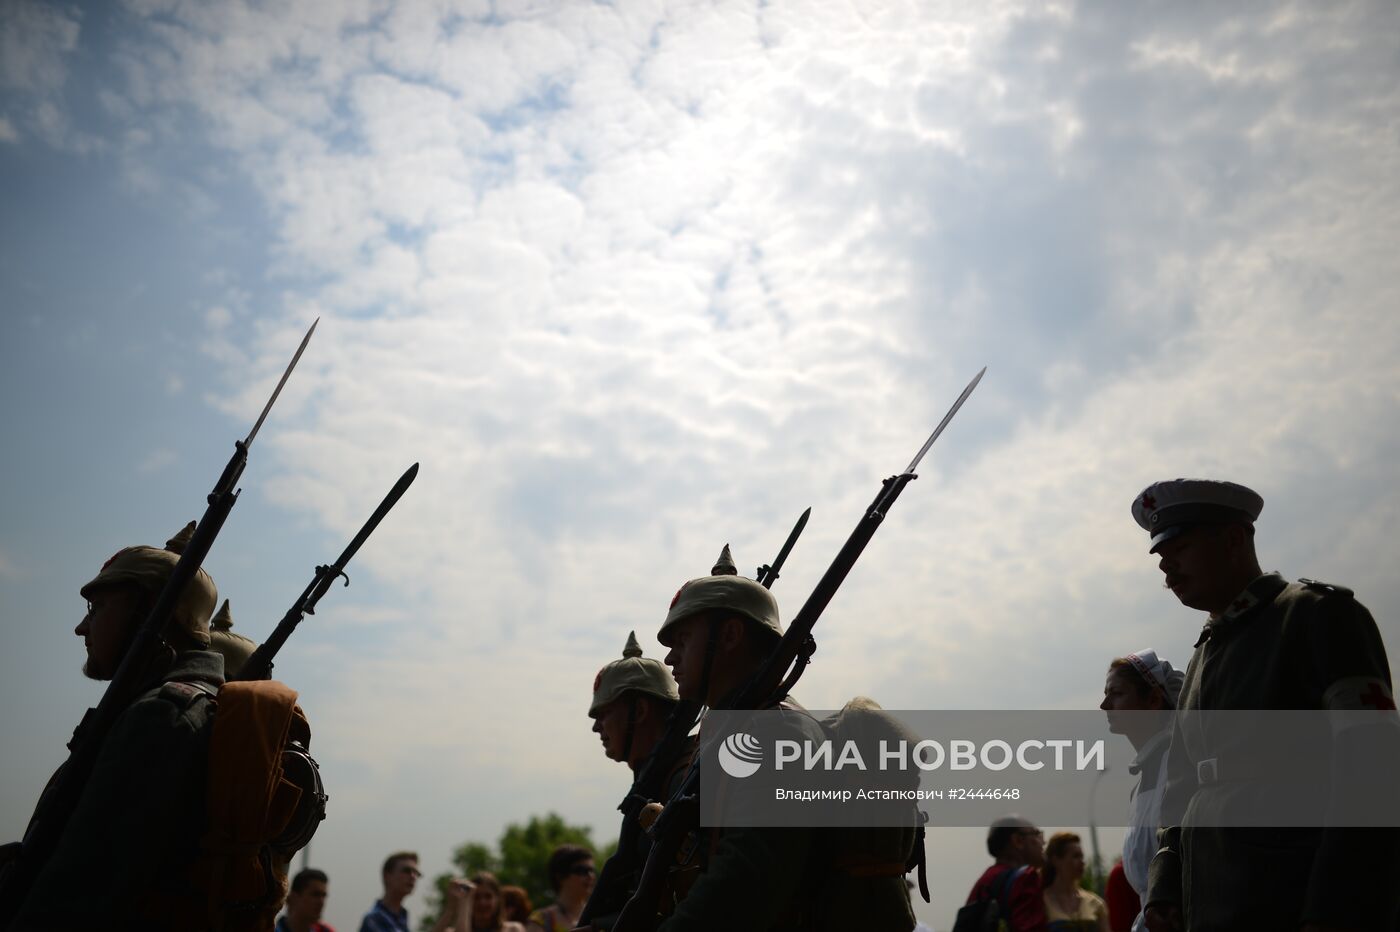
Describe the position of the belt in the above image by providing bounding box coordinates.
[1195,756,1319,785]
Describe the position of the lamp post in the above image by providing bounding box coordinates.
[1088,764,1110,893]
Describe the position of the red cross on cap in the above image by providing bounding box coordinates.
[1141,493,1158,511]
[1360,682,1397,711]
[669,584,686,609]
[593,670,604,694]
[1230,597,1251,613]
[99,549,128,573]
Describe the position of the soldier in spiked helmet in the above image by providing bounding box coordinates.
[651,546,828,932]
[1134,479,1400,932]
[657,545,783,710]
[12,522,227,928]
[583,634,689,930]
[591,631,682,772]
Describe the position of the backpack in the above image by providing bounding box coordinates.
[801,697,928,932]
[157,679,327,931]
[950,865,1028,932]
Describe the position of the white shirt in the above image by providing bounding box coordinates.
[1123,728,1172,932]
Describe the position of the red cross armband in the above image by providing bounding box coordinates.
[1324,676,1399,738]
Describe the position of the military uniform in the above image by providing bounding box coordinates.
[587,633,691,929]
[653,549,914,932]
[15,651,225,929]
[1133,481,1400,930]
[13,524,224,930]
[659,709,827,932]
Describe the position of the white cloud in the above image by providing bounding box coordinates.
[0,0,80,94]
[137,448,178,474]
[0,0,91,149]
[205,305,232,329]
[0,549,26,581]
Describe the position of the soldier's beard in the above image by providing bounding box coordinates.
[82,655,112,681]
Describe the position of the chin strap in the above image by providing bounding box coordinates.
[696,619,723,707]
[621,694,638,763]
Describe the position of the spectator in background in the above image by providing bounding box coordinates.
[361,851,420,932]
[1042,832,1109,932]
[278,868,336,932]
[1099,649,1182,932]
[1103,859,1139,932]
[960,814,1048,932]
[501,886,532,924]
[525,845,595,932]
[435,871,525,932]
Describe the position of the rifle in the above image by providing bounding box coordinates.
[0,320,317,926]
[578,508,811,928]
[238,462,419,681]
[611,368,986,932]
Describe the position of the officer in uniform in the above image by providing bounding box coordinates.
[13,522,225,929]
[1134,480,1400,931]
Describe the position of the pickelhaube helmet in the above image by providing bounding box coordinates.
[657,545,781,647]
[209,599,256,678]
[79,521,217,647]
[589,631,679,716]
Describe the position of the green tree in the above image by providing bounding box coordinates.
[420,813,616,930]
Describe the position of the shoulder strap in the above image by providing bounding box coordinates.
[1299,577,1355,598]
[156,679,218,711]
[994,865,1028,910]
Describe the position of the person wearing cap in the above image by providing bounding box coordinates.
[1099,650,1183,932]
[1130,479,1400,931]
[13,522,226,929]
[584,632,690,928]
[651,546,835,932]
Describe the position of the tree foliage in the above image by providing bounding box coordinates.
[420,813,617,930]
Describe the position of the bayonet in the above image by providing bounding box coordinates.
[906,366,985,475]
[756,507,810,589]
[239,463,419,681]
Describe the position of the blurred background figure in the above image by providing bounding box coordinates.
[525,845,595,932]
[1099,649,1182,932]
[1042,832,1109,931]
[1102,859,1138,932]
[277,868,336,932]
[432,871,524,932]
[500,886,532,925]
[360,851,419,932]
[957,814,1047,932]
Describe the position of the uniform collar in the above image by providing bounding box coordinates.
[1195,572,1288,647]
[1128,727,1171,774]
[162,649,226,688]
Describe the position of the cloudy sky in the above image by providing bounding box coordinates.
[3,0,1398,927]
